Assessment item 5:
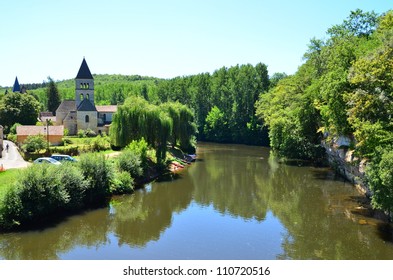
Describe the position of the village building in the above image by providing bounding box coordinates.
[16,125,64,146]
[56,58,117,135]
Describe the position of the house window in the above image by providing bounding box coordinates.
[85,115,89,123]
[86,93,90,100]
[80,93,84,100]
[103,114,106,122]
[86,83,89,89]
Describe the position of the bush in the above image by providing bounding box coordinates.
[111,171,134,195]
[49,145,79,156]
[22,135,47,153]
[116,150,143,178]
[90,135,111,151]
[7,133,17,143]
[366,147,393,216]
[62,137,72,145]
[77,129,86,138]
[85,129,97,137]
[78,153,114,207]
[0,165,69,229]
[127,138,148,170]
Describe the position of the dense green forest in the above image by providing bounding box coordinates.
[256,9,393,214]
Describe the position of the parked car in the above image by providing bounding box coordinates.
[34,157,61,165]
[50,154,77,162]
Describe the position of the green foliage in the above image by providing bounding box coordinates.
[155,63,270,144]
[366,147,393,215]
[126,139,148,170]
[9,123,21,134]
[21,135,47,153]
[204,106,230,142]
[117,150,143,179]
[0,92,41,132]
[90,135,111,151]
[110,96,196,165]
[0,164,86,229]
[111,171,134,195]
[78,153,113,207]
[46,77,61,114]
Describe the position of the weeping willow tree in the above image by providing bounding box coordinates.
[111,96,196,165]
[160,102,197,152]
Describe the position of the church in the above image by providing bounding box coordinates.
[56,58,117,135]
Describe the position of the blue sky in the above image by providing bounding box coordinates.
[1,0,392,87]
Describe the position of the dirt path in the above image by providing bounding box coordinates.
[0,140,31,170]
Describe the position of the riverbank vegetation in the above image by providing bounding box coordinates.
[0,138,176,231]
[256,9,393,215]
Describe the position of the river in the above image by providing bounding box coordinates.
[1,142,393,259]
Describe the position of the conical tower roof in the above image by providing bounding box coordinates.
[12,76,21,92]
[76,58,93,79]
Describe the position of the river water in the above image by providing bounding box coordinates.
[1,143,393,260]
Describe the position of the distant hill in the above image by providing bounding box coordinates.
[0,74,162,109]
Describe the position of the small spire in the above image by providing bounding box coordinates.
[12,76,21,93]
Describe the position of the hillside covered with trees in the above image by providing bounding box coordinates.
[256,9,393,215]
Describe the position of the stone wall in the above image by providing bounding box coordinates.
[77,111,98,133]
[322,140,370,196]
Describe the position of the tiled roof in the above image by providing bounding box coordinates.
[77,99,97,111]
[40,111,54,117]
[41,116,57,123]
[96,105,117,113]
[17,125,64,136]
[56,100,76,113]
[76,58,93,79]
[64,111,77,122]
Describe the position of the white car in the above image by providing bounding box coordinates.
[33,157,61,165]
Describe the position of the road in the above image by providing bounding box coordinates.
[0,140,31,170]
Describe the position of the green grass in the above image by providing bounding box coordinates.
[0,169,19,201]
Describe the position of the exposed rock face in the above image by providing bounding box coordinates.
[322,139,370,196]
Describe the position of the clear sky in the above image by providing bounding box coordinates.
[0,0,392,87]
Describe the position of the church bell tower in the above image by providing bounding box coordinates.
[75,58,94,108]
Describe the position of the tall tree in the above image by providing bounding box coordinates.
[46,77,61,115]
[0,92,41,132]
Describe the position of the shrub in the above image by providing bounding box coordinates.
[22,135,47,153]
[78,153,114,207]
[366,147,393,216]
[91,135,111,151]
[116,150,143,178]
[127,138,148,170]
[77,129,86,138]
[85,129,97,137]
[0,165,69,229]
[57,163,88,211]
[7,133,17,143]
[111,171,134,195]
[62,137,72,145]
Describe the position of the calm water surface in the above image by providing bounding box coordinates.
[1,143,393,259]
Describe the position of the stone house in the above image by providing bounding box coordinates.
[16,125,64,146]
[56,58,117,135]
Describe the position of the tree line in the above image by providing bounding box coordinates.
[256,9,393,215]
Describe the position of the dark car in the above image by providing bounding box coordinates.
[50,154,77,162]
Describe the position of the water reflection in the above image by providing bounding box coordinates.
[1,143,393,259]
